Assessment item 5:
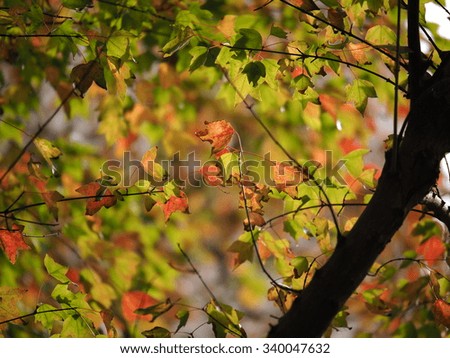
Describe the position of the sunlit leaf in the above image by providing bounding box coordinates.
[205,300,246,338]
[162,26,194,58]
[121,291,156,322]
[158,191,189,222]
[195,120,235,154]
[346,79,377,114]
[141,146,167,183]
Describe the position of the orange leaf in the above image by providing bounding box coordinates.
[199,164,223,186]
[159,192,189,222]
[75,181,117,215]
[0,224,29,264]
[195,120,235,153]
[271,162,307,197]
[433,299,450,328]
[121,291,156,322]
[417,236,446,265]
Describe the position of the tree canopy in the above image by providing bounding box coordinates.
[0,0,449,338]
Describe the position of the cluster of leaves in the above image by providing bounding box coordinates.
[0,0,449,337]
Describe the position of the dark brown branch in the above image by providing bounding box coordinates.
[408,0,422,100]
[268,56,450,338]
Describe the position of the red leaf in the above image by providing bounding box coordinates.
[433,299,450,328]
[0,224,29,264]
[195,120,235,153]
[75,181,117,215]
[29,177,64,220]
[199,164,223,186]
[417,236,446,265]
[159,192,189,222]
[121,291,156,322]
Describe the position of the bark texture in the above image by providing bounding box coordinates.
[268,58,450,338]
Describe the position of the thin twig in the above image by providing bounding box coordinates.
[221,44,407,92]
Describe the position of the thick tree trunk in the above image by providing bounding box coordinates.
[268,58,450,337]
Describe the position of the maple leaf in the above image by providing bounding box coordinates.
[240,183,270,214]
[0,224,29,264]
[0,287,27,328]
[75,181,118,215]
[199,164,223,186]
[195,120,235,153]
[433,299,450,328]
[159,191,189,222]
[141,146,167,183]
[417,236,446,265]
[70,60,106,97]
[243,212,266,230]
[121,291,156,322]
[271,162,307,197]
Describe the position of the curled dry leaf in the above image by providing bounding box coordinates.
[240,183,270,214]
[195,120,235,154]
[244,212,266,230]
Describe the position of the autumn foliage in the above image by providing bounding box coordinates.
[0,0,449,338]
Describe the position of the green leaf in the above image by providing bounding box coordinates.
[270,25,288,39]
[227,231,258,268]
[35,304,65,331]
[291,256,309,277]
[343,148,370,178]
[61,314,94,337]
[134,299,173,322]
[62,0,92,10]
[44,254,70,284]
[218,152,240,181]
[284,218,303,240]
[365,25,396,46]
[142,326,171,338]
[234,28,262,49]
[346,79,377,114]
[162,27,194,58]
[205,301,246,338]
[242,61,266,86]
[189,46,208,72]
[175,309,190,333]
[107,31,132,59]
[292,74,313,94]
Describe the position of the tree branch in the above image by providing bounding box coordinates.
[268,54,450,338]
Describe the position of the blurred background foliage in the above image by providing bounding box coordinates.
[0,0,449,337]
